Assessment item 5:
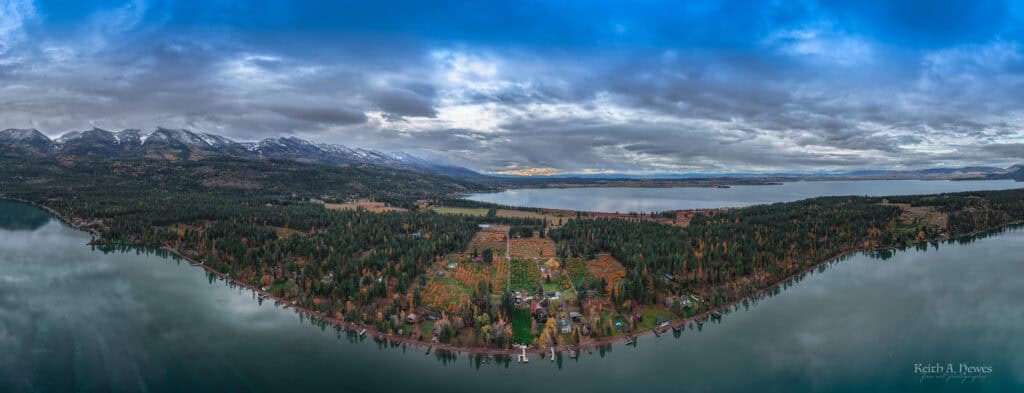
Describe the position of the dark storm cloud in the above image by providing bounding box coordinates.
[1,0,1023,173]
[267,105,368,126]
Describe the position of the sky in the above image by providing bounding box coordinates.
[1,0,1024,174]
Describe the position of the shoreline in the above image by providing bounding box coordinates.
[7,196,1022,358]
[148,220,1024,356]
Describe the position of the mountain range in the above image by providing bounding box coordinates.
[2,127,1021,182]
[0,127,479,178]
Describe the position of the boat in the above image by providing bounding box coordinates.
[549,347,556,362]
[624,336,636,346]
[569,349,578,359]
[672,324,682,333]
[357,329,366,336]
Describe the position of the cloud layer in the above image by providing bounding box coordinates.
[2,0,1023,174]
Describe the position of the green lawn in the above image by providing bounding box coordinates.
[636,306,675,331]
[511,308,536,345]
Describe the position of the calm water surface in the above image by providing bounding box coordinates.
[1,200,1022,392]
[467,180,1024,212]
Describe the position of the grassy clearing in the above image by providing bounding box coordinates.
[324,200,407,213]
[636,306,675,331]
[434,207,490,216]
[422,275,472,312]
[565,258,594,288]
[511,308,536,344]
[466,225,508,254]
[495,209,570,226]
[270,226,304,238]
[587,254,627,292]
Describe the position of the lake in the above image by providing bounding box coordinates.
[467,179,1024,212]
[1,199,1022,392]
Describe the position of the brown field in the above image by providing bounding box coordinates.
[324,200,407,213]
[467,225,509,253]
[270,226,305,238]
[495,209,572,227]
[587,254,627,292]
[451,262,496,290]
[881,201,947,228]
[508,237,557,259]
[433,207,490,216]
[492,256,509,293]
[422,278,470,313]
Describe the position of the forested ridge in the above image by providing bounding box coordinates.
[2,155,1023,349]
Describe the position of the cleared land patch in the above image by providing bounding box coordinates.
[508,237,557,259]
[433,207,490,216]
[587,254,627,293]
[467,225,509,254]
[324,200,407,213]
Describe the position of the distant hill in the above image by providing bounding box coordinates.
[995,165,1024,181]
[0,127,480,178]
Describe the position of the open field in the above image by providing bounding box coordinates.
[422,276,470,313]
[508,237,556,258]
[495,209,571,226]
[565,258,594,288]
[511,308,536,345]
[587,254,627,292]
[636,306,676,331]
[324,200,407,213]
[467,225,509,253]
[433,207,490,216]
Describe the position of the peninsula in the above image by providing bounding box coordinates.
[2,145,1022,355]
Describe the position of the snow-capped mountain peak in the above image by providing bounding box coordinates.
[0,127,479,177]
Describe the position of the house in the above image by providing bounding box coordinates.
[546,291,560,300]
[569,311,583,323]
[557,318,572,334]
[406,313,418,324]
[664,296,677,307]
[478,224,492,229]
[533,307,549,322]
[656,317,670,328]
[419,310,441,321]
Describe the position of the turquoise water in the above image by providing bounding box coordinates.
[1,200,1022,392]
[467,180,1024,212]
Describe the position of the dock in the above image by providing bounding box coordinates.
[516,345,529,363]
